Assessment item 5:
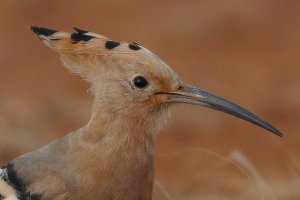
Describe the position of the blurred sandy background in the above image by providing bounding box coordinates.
[0,1,299,199]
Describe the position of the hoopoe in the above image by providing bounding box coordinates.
[0,27,282,200]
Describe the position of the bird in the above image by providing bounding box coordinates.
[0,26,283,200]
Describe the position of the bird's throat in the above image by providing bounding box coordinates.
[77,116,156,199]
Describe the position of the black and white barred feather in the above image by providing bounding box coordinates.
[0,164,41,200]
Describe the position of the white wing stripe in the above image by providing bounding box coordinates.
[0,169,19,200]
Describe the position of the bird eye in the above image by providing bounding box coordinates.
[133,76,149,89]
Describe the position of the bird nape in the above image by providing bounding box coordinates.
[0,26,283,200]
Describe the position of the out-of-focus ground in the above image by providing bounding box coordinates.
[0,1,299,199]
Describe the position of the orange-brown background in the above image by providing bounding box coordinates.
[0,1,299,199]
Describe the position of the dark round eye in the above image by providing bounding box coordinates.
[133,76,149,89]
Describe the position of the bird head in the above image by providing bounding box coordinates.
[31,26,282,137]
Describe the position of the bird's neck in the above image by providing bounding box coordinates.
[83,104,157,151]
[83,100,166,146]
[75,103,158,199]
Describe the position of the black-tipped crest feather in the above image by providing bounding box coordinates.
[30,26,57,36]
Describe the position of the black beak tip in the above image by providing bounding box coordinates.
[259,122,283,137]
[271,129,284,137]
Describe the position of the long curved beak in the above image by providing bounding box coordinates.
[159,83,283,136]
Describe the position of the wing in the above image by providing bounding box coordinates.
[0,131,90,200]
[0,161,67,200]
[0,135,74,200]
[0,167,18,200]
